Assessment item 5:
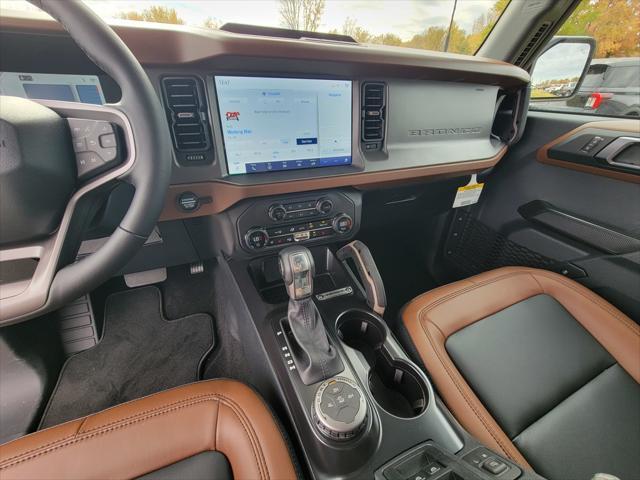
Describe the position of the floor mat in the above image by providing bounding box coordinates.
[39,286,214,429]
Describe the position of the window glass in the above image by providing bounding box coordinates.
[606,66,640,88]
[1,0,509,55]
[530,0,640,118]
[581,65,607,88]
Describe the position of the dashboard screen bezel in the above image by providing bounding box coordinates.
[213,74,354,176]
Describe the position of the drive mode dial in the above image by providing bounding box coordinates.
[312,377,367,440]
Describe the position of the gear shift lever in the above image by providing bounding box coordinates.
[279,246,343,385]
[279,246,315,301]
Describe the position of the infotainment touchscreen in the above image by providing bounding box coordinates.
[214,76,352,175]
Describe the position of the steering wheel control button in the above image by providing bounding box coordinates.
[99,147,118,162]
[246,228,269,249]
[68,118,122,181]
[99,133,117,148]
[73,137,87,153]
[313,377,367,441]
[76,152,105,180]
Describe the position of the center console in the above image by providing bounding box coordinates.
[229,242,545,480]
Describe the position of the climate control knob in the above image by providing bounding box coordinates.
[245,228,269,249]
[316,198,333,215]
[333,213,353,235]
[268,204,287,222]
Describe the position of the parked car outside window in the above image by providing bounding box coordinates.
[530,0,640,118]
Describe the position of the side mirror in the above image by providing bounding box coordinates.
[530,36,596,100]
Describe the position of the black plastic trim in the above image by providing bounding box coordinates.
[519,200,640,254]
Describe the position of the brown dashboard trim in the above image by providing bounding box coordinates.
[159,147,507,221]
[537,119,640,184]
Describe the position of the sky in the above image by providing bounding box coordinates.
[1,0,502,42]
[531,43,591,85]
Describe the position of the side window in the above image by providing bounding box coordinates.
[530,0,640,118]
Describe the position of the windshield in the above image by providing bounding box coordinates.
[2,0,509,55]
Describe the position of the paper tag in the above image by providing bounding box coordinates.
[452,174,484,208]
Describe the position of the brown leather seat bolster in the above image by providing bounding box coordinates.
[402,266,639,468]
[0,379,297,480]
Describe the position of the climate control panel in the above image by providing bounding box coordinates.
[237,191,360,253]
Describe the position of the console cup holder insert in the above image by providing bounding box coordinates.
[336,310,428,419]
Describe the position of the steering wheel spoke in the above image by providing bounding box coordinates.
[0,100,138,325]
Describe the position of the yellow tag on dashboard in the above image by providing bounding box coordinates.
[452,174,484,208]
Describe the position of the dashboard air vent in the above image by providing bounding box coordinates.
[161,77,211,154]
[514,22,552,67]
[361,82,385,145]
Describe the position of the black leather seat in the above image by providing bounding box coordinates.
[401,267,640,480]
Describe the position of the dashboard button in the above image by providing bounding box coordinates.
[333,214,353,234]
[316,198,333,214]
[245,228,269,249]
[177,191,199,212]
[268,204,287,222]
[482,458,508,475]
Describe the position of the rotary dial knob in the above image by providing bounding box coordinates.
[312,377,367,441]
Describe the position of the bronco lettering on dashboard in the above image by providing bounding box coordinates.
[408,127,481,136]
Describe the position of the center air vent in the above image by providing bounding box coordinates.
[361,82,386,147]
[161,77,211,156]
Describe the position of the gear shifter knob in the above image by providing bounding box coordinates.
[279,246,315,300]
[278,246,343,385]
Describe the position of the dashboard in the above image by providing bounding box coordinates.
[0,15,530,257]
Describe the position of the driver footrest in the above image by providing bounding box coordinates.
[56,295,99,356]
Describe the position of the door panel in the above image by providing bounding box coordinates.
[538,120,640,182]
[435,111,640,319]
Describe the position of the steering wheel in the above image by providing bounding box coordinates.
[0,0,172,325]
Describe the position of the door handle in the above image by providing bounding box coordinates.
[595,136,640,171]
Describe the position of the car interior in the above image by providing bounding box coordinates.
[0,0,639,479]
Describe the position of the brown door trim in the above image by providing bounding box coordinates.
[537,119,640,184]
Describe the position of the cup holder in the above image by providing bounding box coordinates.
[337,311,428,419]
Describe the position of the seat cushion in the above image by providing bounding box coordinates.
[0,379,298,480]
[401,267,640,479]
